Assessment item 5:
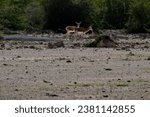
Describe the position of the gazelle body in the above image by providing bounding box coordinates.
[75,26,93,37]
[66,22,81,35]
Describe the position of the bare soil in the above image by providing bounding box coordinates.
[0,30,150,100]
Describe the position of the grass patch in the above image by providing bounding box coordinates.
[116,83,128,87]
[135,79,149,83]
[67,82,103,88]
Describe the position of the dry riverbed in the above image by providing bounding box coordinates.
[0,31,150,100]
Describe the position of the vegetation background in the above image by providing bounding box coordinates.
[0,0,150,33]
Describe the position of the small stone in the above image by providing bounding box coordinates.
[104,68,112,71]
[66,60,72,63]
[103,95,109,98]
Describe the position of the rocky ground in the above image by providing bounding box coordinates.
[0,30,150,100]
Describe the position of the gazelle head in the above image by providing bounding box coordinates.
[88,26,93,32]
[75,22,82,28]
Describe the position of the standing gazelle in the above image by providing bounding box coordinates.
[65,22,81,35]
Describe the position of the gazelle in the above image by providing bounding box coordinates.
[66,22,81,35]
[75,26,93,37]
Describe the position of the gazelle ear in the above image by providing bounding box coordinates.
[89,26,93,30]
[76,22,82,24]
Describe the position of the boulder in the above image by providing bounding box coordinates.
[85,35,117,48]
[47,41,64,48]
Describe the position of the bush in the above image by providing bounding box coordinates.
[42,0,74,31]
[0,0,149,33]
[0,6,29,30]
[126,0,150,33]
[0,0,33,30]
[100,0,130,29]
[25,2,44,29]
[42,0,93,32]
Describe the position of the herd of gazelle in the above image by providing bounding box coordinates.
[65,22,94,37]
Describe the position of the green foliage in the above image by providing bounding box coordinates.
[126,0,150,33]
[25,1,44,29]
[42,0,93,31]
[42,0,74,31]
[76,0,94,26]
[0,6,28,30]
[0,0,149,33]
[103,0,130,29]
[0,0,31,30]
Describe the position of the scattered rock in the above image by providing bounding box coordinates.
[54,41,65,47]
[6,48,11,50]
[58,57,66,61]
[15,89,19,91]
[104,68,112,71]
[0,43,5,48]
[88,96,93,99]
[120,47,130,51]
[43,80,50,83]
[25,66,28,69]
[73,43,80,47]
[82,84,91,87]
[3,63,8,66]
[47,41,64,49]
[127,80,131,82]
[128,52,135,56]
[43,80,53,85]
[39,42,44,45]
[103,95,109,98]
[24,46,29,48]
[16,55,21,58]
[45,93,58,97]
[147,57,150,60]
[85,35,117,48]
[6,78,10,80]
[29,45,36,49]
[66,59,72,63]
[89,60,95,62]
[47,43,53,49]
[2,63,13,66]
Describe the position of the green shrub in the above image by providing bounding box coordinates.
[0,0,149,33]
[0,6,29,30]
[126,0,150,33]
[41,0,94,31]
[25,1,44,29]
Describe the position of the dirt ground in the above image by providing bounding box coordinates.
[0,31,150,100]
